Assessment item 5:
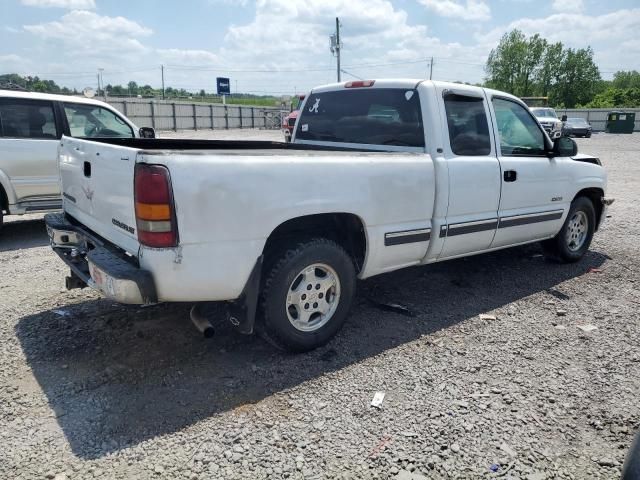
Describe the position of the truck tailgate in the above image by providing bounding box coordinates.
[59,136,140,255]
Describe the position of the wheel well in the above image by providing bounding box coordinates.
[574,187,604,230]
[263,213,367,273]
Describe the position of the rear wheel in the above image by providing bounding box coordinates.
[542,196,595,263]
[259,238,356,352]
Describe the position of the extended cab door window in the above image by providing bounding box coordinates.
[492,98,545,156]
[63,103,134,138]
[0,99,59,139]
[443,94,491,155]
[295,88,424,148]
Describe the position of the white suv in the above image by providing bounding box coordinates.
[0,89,153,231]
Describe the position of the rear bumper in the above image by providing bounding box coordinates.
[44,213,157,305]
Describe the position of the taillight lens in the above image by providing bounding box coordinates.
[134,164,178,248]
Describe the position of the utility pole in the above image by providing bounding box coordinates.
[330,18,341,82]
[161,64,165,100]
[429,57,434,80]
[98,68,105,100]
[96,73,101,96]
[336,17,341,82]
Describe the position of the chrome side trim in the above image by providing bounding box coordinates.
[384,228,431,246]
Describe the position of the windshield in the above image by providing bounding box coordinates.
[567,118,588,125]
[531,108,558,119]
[295,88,424,147]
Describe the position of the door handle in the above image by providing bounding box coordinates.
[504,170,517,182]
[83,161,91,178]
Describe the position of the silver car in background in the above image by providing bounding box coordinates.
[0,90,153,232]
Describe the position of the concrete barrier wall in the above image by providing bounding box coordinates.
[105,98,287,132]
[105,98,640,133]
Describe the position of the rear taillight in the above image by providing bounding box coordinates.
[134,164,178,248]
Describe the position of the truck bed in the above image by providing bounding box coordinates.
[87,137,394,155]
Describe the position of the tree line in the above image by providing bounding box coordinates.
[0,75,283,107]
[485,29,640,108]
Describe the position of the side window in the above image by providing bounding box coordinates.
[0,99,57,139]
[492,98,545,156]
[443,94,491,155]
[63,103,133,138]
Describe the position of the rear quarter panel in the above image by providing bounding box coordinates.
[139,151,436,301]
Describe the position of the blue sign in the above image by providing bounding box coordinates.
[217,77,230,95]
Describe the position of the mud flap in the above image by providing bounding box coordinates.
[227,255,263,335]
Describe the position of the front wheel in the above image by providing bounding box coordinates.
[542,196,595,263]
[259,238,356,352]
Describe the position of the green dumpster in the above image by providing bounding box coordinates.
[605,111,635,134]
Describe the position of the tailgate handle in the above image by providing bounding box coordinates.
[83,161,91,178]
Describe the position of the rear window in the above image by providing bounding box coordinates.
[295,88,424,147]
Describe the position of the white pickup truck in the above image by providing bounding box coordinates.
[45,79,612,352]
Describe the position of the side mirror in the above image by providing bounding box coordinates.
[553,136,577,157]
[139,127,155,139]
[561,114,567,122]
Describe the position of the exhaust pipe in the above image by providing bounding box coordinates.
[190,304,215,338]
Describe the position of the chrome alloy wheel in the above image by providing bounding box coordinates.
[565,210,588,251]
[286,263,341,332]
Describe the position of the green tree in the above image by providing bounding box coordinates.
[127,81,139,95]
[551,47,600,107]
[612,70,640,89]
[537,41,563,97]
[485,29,601,107]
[486,30,547,96]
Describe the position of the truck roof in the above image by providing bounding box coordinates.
[0,89,112,107]
[310,79,523,105]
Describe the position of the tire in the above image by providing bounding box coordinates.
[542,196,595,263]
[0,208,3,233]
[586,132,592,138]
[259,238,356,352]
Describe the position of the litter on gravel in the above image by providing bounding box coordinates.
[577,324,599,332]
[370,391,386,409]
[479,313,497,321]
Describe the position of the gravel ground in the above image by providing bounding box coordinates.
[0,131,638,480]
